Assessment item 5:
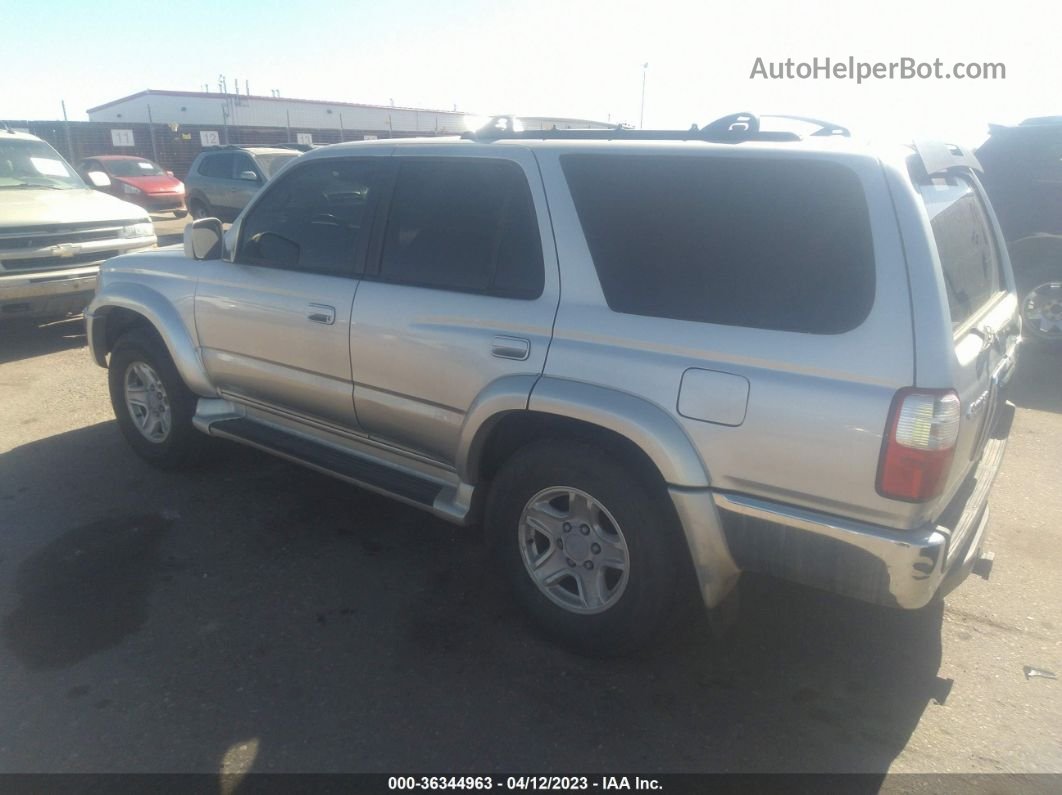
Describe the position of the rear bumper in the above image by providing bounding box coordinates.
[707,400,1014,609]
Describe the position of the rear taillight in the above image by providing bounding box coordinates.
[877,388,961,502]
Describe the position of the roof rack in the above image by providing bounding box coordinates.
[461,112,850,144]
[913,140,983,176]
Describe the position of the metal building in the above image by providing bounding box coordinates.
[86,90,612,138]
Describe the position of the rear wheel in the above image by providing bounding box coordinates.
[1017,262,1062,348]
[486,440,683,656]
[108,327,206,469]
[188,199,211,220]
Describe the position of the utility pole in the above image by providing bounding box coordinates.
[339,112,345,142]
[147,103,159,164]
[60,100,75,163]
[286,110,292,141]
[639,62,648,129]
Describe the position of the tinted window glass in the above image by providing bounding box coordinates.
[561,155,875,334]
[199,153,234,178]
[918,176,1003,328]
[232,153,258,179]
[106,159,165,177]
[378,159,544,298]
[237,159,382,276]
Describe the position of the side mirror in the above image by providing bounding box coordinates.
[86,171,111,188]
[238,170,259,182]
[184,218,223,261]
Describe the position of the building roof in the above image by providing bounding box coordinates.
[86,89,467,116]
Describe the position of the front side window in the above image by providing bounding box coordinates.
[199,153,234,179]
[236,158,382,276]
[378,159,544,298]
[255,153,300,179]
[918,175,1004,329]
[561,155,875,334]
[232,153,259,180]
[0,139,83,190]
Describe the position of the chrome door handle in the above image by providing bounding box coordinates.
[307,304,336,325]
[492,336,530,360]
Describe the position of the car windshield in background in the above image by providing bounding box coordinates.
[0,139,83,189]
[105,159,165,177]
[256,153,300,178]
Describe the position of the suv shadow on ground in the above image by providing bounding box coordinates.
[0,420,946,775]
[0,317,86,365]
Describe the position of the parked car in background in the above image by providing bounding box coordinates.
[977,117,1062,347]
[0,128,155,320]
[184,145,301,221]
[78,155,187,219]
[86,115,1017,655]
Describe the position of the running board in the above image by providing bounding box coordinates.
[209,417,445,508]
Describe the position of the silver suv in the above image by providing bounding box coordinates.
[85,113,1020,654]
[184,145,300,222]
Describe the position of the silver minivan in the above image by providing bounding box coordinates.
[86,114,1019,654]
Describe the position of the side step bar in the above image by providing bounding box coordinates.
[209,417,445,507]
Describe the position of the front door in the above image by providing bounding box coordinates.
[195,155,388,429]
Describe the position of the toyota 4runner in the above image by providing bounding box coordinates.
[85,113,1020,654]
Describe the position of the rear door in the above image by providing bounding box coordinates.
[915,170,1018,487]
[347,149,559,465]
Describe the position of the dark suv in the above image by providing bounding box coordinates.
[977,118,1062,346]
[184,145,300,222]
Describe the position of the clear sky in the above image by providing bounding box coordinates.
[1,0,1055,147]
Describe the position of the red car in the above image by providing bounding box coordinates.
[78,155,187,218]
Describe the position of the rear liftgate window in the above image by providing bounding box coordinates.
[917,175,1004,329]
[561,155,876,334]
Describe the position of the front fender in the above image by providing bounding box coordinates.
[86,282,216,397]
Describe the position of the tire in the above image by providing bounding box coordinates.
[486,440,683,656]
[1016,262,1062,349]
[108,327,206,469]
[188,199,211,220]
[174,209,189,219]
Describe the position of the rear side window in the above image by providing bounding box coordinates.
[199,153,234,178]
[561,155,875,334]
[917,175,1004,328]
[378,159,544,299]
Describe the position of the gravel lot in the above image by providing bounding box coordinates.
[0,220,1059,777]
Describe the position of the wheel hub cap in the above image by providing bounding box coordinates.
[124,361,172,443]
[518,487,630,615]
[1024,282,1062,337]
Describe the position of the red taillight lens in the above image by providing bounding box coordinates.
[877,388,961,502]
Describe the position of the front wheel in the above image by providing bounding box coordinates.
[486,440,683,656]
[174,209,189,219]
[1018,263,1062,348]
[108,327,207,469]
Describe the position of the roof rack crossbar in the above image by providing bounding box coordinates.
[460,112,849,144]
[760,114,851,137]
[913,139,984,177]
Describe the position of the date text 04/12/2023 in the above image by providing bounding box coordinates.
[387,776,662,791]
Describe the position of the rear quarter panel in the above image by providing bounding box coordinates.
[535,144,922,528]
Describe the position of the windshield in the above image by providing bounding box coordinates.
[255,153,300,179]
[0,138,84,189]
[104,158,166,177]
